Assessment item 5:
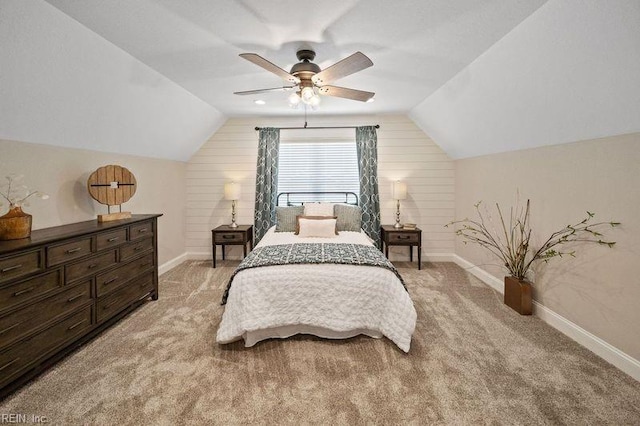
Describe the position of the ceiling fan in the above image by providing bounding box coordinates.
[234,49,375,106]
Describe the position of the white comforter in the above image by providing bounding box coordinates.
[216,227,417,352]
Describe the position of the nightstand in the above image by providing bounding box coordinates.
[380,225,422,270]
[211,225,253,268]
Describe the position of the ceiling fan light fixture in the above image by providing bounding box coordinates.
[288,92,301,107]
[236,49,374,109]
[309,94,321,107]
[300,86,316,104]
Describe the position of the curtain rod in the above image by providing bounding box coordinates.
[254,124,379,130]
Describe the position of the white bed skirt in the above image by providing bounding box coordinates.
[242,325,383,347]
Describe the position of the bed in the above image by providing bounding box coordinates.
[216,193,417,352]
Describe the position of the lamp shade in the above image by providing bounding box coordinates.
[392,181,407,200]
[224,182,241,200]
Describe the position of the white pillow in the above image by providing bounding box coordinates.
[297,217,338,238]
[304,202,335,216]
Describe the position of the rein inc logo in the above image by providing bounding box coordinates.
[0,414,47,424]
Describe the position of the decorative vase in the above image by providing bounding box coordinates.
[0,205,33,240]
[504,276,532,315]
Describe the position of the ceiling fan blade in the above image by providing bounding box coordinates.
[234,86,296,96]
[318,85,374,102]
[312,52,373,85]
[239,53,300,84]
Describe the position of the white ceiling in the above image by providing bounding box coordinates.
[44,0,548,117]
[1,0,225,162]
[411,0,640,158]
[5,0,637,161]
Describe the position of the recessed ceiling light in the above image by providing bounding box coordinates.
[254,100,266,105]
[366,97,375,103]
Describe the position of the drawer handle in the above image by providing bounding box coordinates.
[66,247,82,254]
[397,236,412,240]
[138,228,148,233]
[13,286,34,297]
[133,246,143,251]
[1,264,23,273]
[87,263,98,269]
[0,358,19,372]
[67,294,85,302]
[0,322,22,335]
[222,235,235,240]
[107,237,120,242]
[103,277,119,285]
[67,319,87,330]
[140,262,152,267]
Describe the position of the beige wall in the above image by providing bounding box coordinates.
[455,132,640,359]
[186,115,455,259]
[0,139,186,266]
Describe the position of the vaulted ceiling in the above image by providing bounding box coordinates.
[43,0,549,118]
[2,0,639,161]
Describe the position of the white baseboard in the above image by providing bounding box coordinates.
[450,254,503,292]
[422,253,456,263]
[158,252,189,276]
[451,254,640,382]
[186,252,212,261]
[159,251,265,272]
[187,251,246,261]
[532,301,640,382]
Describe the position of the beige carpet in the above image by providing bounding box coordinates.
[1,260,639,425]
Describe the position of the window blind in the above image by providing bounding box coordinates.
[277,140,360,204]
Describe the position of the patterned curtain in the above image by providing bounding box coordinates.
[355,126,381,248]
[254,127,280,244]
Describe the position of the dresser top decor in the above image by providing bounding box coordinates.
[87,165,137,223]
[0,173,50,241]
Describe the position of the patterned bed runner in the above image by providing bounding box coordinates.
[221,243,407,304]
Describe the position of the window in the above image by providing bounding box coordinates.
[277,139,359,205]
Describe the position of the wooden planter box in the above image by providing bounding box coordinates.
[504,276,532,315]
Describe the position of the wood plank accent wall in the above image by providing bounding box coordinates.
[186,115,455,260]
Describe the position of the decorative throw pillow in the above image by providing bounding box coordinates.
[334,204,362,232]
[303,202,335,217]
[295,216,338,237]
[275,206,305,232]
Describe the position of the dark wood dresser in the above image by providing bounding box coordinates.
[0,214,162,398]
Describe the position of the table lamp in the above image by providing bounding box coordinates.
[224,182,241,228]
[392,181,407,229]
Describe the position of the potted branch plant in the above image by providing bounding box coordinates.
[0,174,49,240]
[446,199,619,315]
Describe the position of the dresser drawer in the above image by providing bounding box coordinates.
[96,272,154,323]
[96,229,127,251]
[0,251,43,285]
[120,237,153,261]
[387,232,420,244]
[214,232,245,244]
[129,221,153,241]
[65,250,117,283]
[96,253,154,297]
[0,307,92,388]
[47,238,93,267]
[0,281,91,350]
[0,270,63,314]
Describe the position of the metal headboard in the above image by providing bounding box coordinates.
[277,192,359,206]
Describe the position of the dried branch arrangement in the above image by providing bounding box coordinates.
[446,199,619,280]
